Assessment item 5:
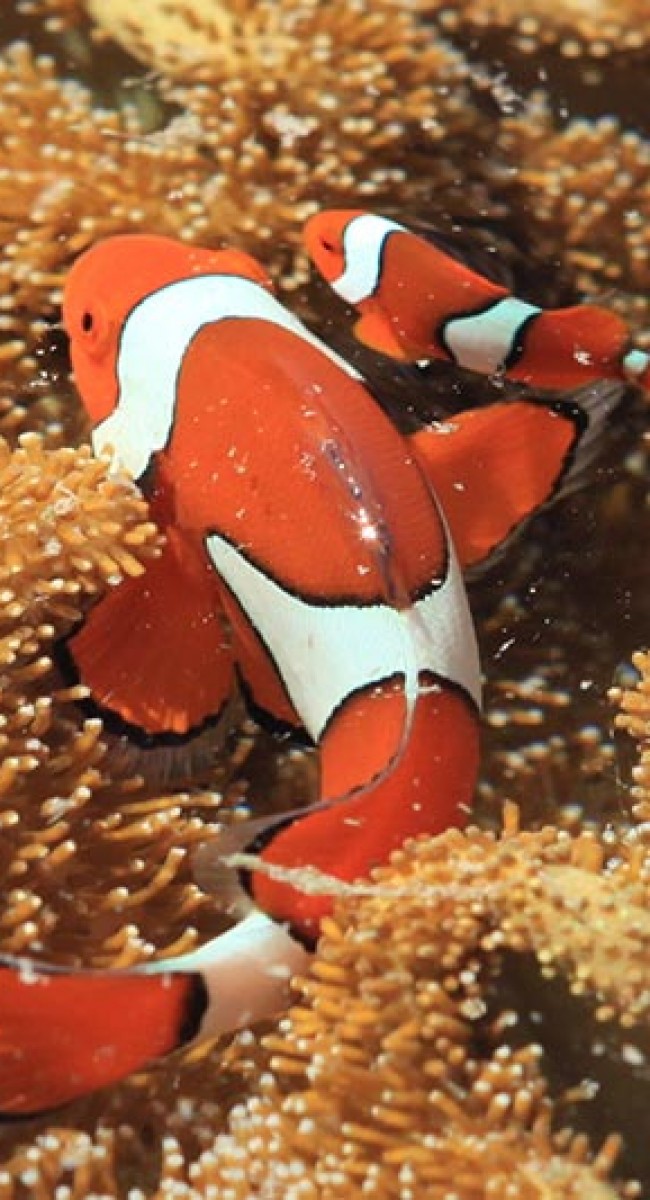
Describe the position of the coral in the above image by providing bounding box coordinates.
[82,0,249,68]
[0,0,648,1194]
[187,809,647,1197]
[0,41,210,397]
[0,3,506,407]
[0,435,232,967]
[16,0,85,31]
[474,469,642,832]
[0,435,157,633]
[1,812,649,1196]
[1,1,502,311]
[3,0,649,406]
[418,0,650,339]
[0,433,301,1199]
[158,0,496,283]
[427,0,649,60]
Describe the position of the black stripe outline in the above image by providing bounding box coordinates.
[503,310,542,371]
[205,530,454,748]
[178,973,210,1044]
[0,960,209,1120]
[109,271,275,485]
[203,522,449,613]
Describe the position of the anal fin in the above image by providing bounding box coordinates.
[64,529,234,736]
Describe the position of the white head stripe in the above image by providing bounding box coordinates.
[206,530,481,743]
[442,296,542,375]
[333,214,407,305]
[622,347,650,380]
[92,273,363,480]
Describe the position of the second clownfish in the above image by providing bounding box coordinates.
[304,209,650,393]
[0,233,623,1117]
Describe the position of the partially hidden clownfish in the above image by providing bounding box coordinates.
[0,233,624,1118]
[304,209,650,394]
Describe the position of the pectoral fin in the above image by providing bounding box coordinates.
[409,382,624,569]
[62,529,234,737]
[353,312,409,360]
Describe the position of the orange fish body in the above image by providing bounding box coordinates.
[0,234,483,1115]
[62,235,482,927]
[304,209,650,393]
[0,228,625,1116]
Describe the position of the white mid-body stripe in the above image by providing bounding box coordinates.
[335,214,406,305]
[207,530,480,743]
[92,274,363,481]
[93,263,480,745]
[443,296,542,375]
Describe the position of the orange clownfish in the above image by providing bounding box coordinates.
[0,233,623,1117]
[304,209,650,394]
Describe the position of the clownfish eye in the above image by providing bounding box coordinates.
[72,301,112,357]
[319,234,338,254]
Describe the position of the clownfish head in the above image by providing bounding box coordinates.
[304,209,407,308]
[305,209,416,359]
[303,210,366,293]
[63,234,273,428]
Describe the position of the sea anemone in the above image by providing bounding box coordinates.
[0,0,648,1194]
[189,806,648,1197]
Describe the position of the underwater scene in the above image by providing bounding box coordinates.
[0,0,649,1195]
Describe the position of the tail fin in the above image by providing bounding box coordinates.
[0,960,203,1117]
[0,912,308,1117]
[549,379,628,495]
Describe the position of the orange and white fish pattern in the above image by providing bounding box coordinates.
[0,230,624,1117]
[305,209,650,393]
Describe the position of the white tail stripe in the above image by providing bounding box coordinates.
[92,273,363,481]
[206,530,481,742]
[334,214,406,305]
[443,296,541,375]
[146,910,310,1040]
[623,347,649,380]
